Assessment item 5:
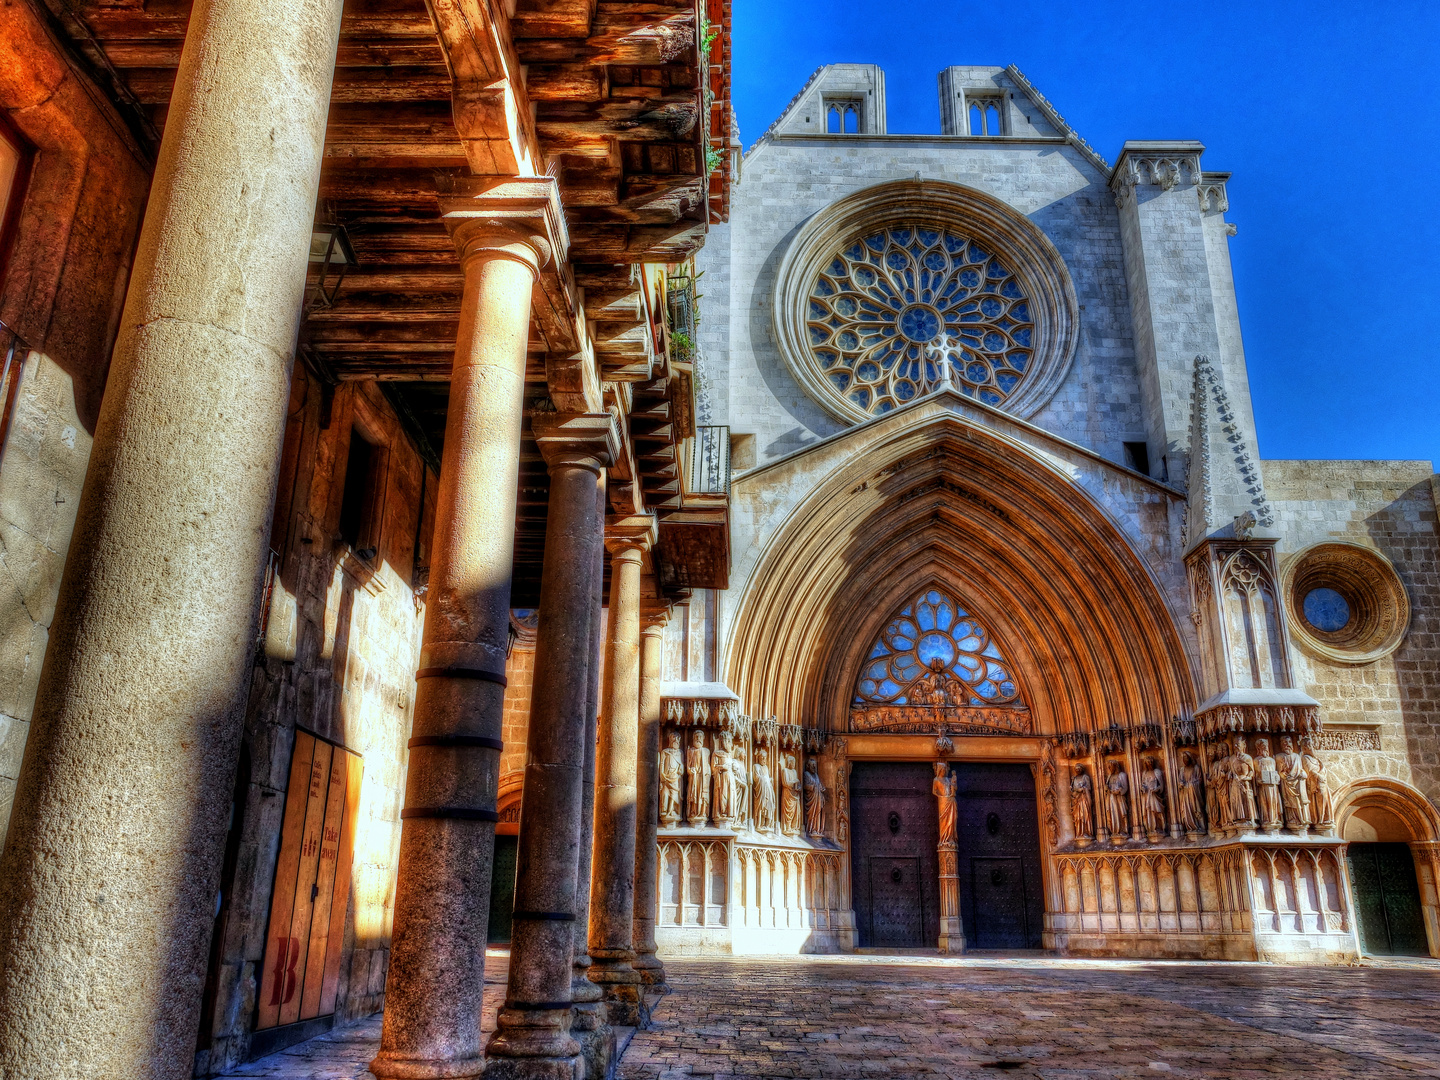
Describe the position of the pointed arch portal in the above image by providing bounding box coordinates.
[726,413,1195,741]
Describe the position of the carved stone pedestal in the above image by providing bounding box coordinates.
[937,842,966,954]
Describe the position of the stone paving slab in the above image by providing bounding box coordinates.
[617,955,1440,1080]
[219,954,1440,1080]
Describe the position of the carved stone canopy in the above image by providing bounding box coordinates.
[660,681,741,728]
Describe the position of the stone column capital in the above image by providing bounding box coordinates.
[605,514,657,558]
[438,176,570,283]
[532,411,619,475]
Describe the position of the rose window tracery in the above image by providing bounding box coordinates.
[854,587,1022,708]
[807,226,1035,415]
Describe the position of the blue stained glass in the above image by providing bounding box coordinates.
[980,390,1002,405]
[845,242,866,260]
[996,372,1019,393]
[966,362,989,383]
[895,380,915,400]
[917,229,939,246]
[816,350,838,368]
[809,301,828,319]
[944,234,966,253]
[969,245,990,261]
[924,251,946,271]
[1001,279,1023,298]
[886,251,909,270]
[892,228,912,244]
[1010,302,1030,321]
[809,326,830,344]
[1304,587,1350,632]
[815,279,835,296]
[834,297,858,316]
[1013,327,1031,347]
[829,371,851,390]
[988,261,1010,279]
[959,270,981,288]
[865,233,886,251]
[857,361,880,380]
[830,258,846,274]
[850,388,870,407]
[852,584,1023,708]
[876,398,894,413]
[853,265,877,286]
[983,332,1007,351]
[837,331,860,349]
[1008,353,1029,372]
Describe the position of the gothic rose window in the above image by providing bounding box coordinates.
[807,225,1035,415]
[854,587,1022,707]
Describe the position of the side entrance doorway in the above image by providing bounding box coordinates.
[850,761,1044,950]
[1347,842,1428,956]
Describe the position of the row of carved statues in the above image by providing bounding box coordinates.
[659,727,828,838]
[1067,734,1334,844]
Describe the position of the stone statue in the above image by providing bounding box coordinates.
[932,760,958,846]
[752,758,777,832]
[685,728,711,827]
[659,729,684,827]
[1177,751,1206,835]
[1104,759,1129,841]
[1300,736,1334,829]
[1254,737,1282,833]
[779,753,802,835]
[1227,736,1257,832]
[1069,764,1095,842]
[1276,736,1310,832]
[804,756,827,838]
[712,731,738,825]
[728,738,749,827]
[1207,742,1231,833]
[1140,756,1166,838]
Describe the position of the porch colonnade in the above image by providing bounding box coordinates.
[0,0,348,1076]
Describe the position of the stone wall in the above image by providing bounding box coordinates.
[696,123,1147,471]
[0,4,152,844]
[195,376,435,1074]
[1266,460,1440,805]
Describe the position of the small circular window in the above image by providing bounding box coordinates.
[1283,543,1409,665]
[1302,587,1351,633]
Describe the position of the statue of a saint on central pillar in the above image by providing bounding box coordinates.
[932,760,964,953]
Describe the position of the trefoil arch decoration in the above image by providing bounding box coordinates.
[773,178,1079,426]
[849,585,1031,736]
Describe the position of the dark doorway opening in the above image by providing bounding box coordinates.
[1348,842,1428,956]
[488,833,518,944]
[849,761,1044,950]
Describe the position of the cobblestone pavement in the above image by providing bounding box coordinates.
[620,955,1440,1080]
[220,953,1440,1079]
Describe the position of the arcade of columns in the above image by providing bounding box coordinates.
[0,0,733,1078]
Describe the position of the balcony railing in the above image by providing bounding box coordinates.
[687,425,730,495]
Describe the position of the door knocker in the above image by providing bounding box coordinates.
[987,811,1002,835]
[891,866,903,883]
[991,866,1006,886]
[888,811,901,834]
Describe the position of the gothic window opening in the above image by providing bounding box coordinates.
[807,225,1035,414]
[825,99,861,134]
[854,587,1022,708]
[967,97,1003,136]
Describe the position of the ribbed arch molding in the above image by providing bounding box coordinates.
[725,418,1195,737]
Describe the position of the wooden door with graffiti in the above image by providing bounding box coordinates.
[257,730,364,1029]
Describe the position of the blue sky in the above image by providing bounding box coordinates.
[730,0,1440,466]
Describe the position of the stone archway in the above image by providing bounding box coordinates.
[724,403,1198,953]
[1335,777,1440,957]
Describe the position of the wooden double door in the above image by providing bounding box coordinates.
[850,761,1044,950]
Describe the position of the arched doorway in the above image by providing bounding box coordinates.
[725,408,1197,955]
[1336,778,1440,958]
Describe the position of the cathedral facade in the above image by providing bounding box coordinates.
[655,63,1440,963]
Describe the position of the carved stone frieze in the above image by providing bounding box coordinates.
[1196,702,1320,741]
[1312,727,1382,752]
[848,704,1032,735]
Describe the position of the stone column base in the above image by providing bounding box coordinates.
[480,1057,584,1080]
[939,918,967,954]
[568,1002,614,1080]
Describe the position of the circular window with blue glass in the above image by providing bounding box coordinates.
[1283,543,1410,665]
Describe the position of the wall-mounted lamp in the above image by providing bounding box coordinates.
[306,223,357,314]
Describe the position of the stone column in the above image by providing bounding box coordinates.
[484,413,616,1080]
[0,2,344,1077]
[371,224,548,1078]
[569,475,613,1080]
[587,518,655,1027]
[631,609,669,991]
